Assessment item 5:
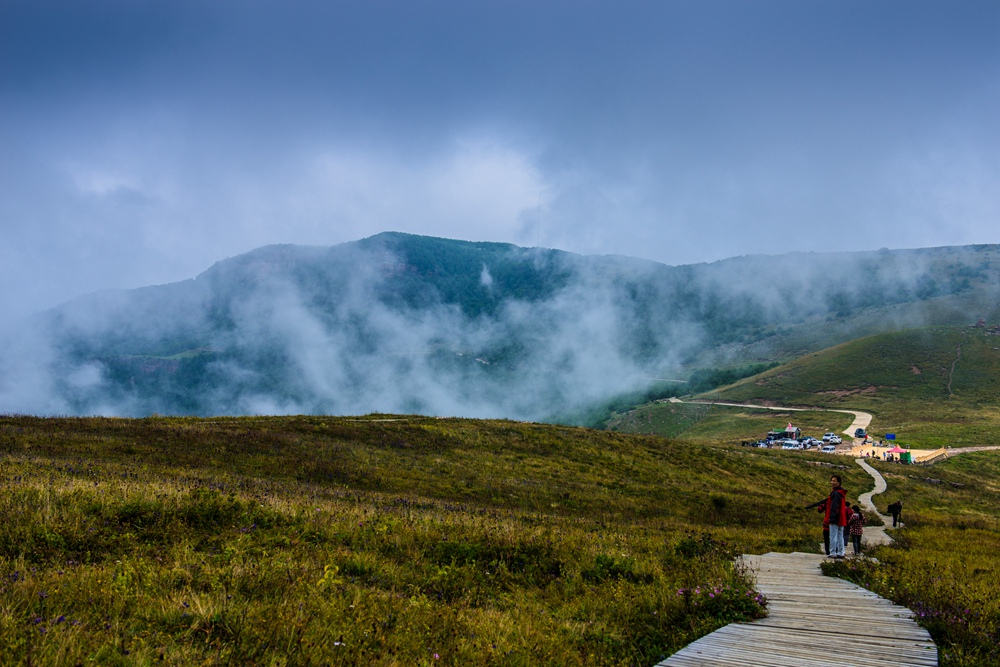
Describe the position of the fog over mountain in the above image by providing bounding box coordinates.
[4,2,999,323]
[2,233,999,421]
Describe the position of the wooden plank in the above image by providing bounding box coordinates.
[656,552,937,667]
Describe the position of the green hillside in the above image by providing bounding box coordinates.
[607,402,857,445]
[0,414,842,666]
[828,451,1000,666]
[2,415,1000,665]
[609,326,1000,449]
[25,236,1000,419]
[704,325,1000,448]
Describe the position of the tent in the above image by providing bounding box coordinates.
[886,445,907,454]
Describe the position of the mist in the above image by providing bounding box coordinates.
[2,235,997,421]
[3,1,999,322]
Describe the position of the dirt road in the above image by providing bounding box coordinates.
[671,398,873,438]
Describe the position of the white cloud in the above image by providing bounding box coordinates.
[303,138,546,243]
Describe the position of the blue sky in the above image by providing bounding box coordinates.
[2,0,998,318]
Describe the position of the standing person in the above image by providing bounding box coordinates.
[887,500,903,527]
[825,475,848,558]
[848,504,865,556]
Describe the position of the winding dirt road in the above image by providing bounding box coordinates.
[855,458,896,546]
[670,398,872,437]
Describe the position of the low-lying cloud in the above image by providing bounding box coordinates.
[2,236,997,421]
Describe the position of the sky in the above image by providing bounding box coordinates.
[2,0,999,320]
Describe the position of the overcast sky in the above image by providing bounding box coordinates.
[2,0,998,319]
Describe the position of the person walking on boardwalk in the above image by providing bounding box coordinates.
[887,500,903,527]
[847,504,865,556]
[825,475,848,558]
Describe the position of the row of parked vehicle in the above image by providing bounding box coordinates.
[742,431,842,453]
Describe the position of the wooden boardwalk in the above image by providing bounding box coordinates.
[656,552,937,666]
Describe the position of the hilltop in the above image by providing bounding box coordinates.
[5,233,1000,419]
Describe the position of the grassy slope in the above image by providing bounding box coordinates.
[607,403,856,444]
[604,324,1000,664]
[615,326,1000,449]
[709,326,1000,448]
[689,282,1000,371]
[1,415,855,666]
[825,451,1000,666]
[3,416,999,665]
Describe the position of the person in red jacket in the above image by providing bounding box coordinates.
[825,475,848,558]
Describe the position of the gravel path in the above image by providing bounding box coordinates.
[855,458,896,546]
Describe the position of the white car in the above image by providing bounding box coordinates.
[822,432,836,442]
[821,444,838,453]
[827,435,842,445]
[781,440,801,450]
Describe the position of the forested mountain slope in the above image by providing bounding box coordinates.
[4,233,999,419]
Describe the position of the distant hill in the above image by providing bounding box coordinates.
[612,325,1000,448]
[4,233,1000,419]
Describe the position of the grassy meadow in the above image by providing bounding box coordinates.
[824,450,1000,667]
[606,402,855,444]
[1,414,852,666]
[4,411,1000,666]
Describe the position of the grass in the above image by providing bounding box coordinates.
[0,414,847,666]
[607,402,856,444]
[822,450,1000,667]
[697,326,1000,448]
[606,336,1000,667]
[4,414,1000,665]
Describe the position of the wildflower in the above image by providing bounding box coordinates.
[434,654,440,659]
[56,616,65,624]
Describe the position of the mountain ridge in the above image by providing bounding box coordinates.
[5,233,1000,419]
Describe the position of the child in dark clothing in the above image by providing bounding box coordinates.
[848,504,865,556]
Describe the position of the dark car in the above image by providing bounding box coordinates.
[854,428,867,438]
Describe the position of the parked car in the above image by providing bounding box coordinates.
[821,444,838,453]
[854,428,867,438]
[756,441,771,448]
[800,437,820,448]
[822,432,836,442]
[781,440,801,450]
[827,435,842,444]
